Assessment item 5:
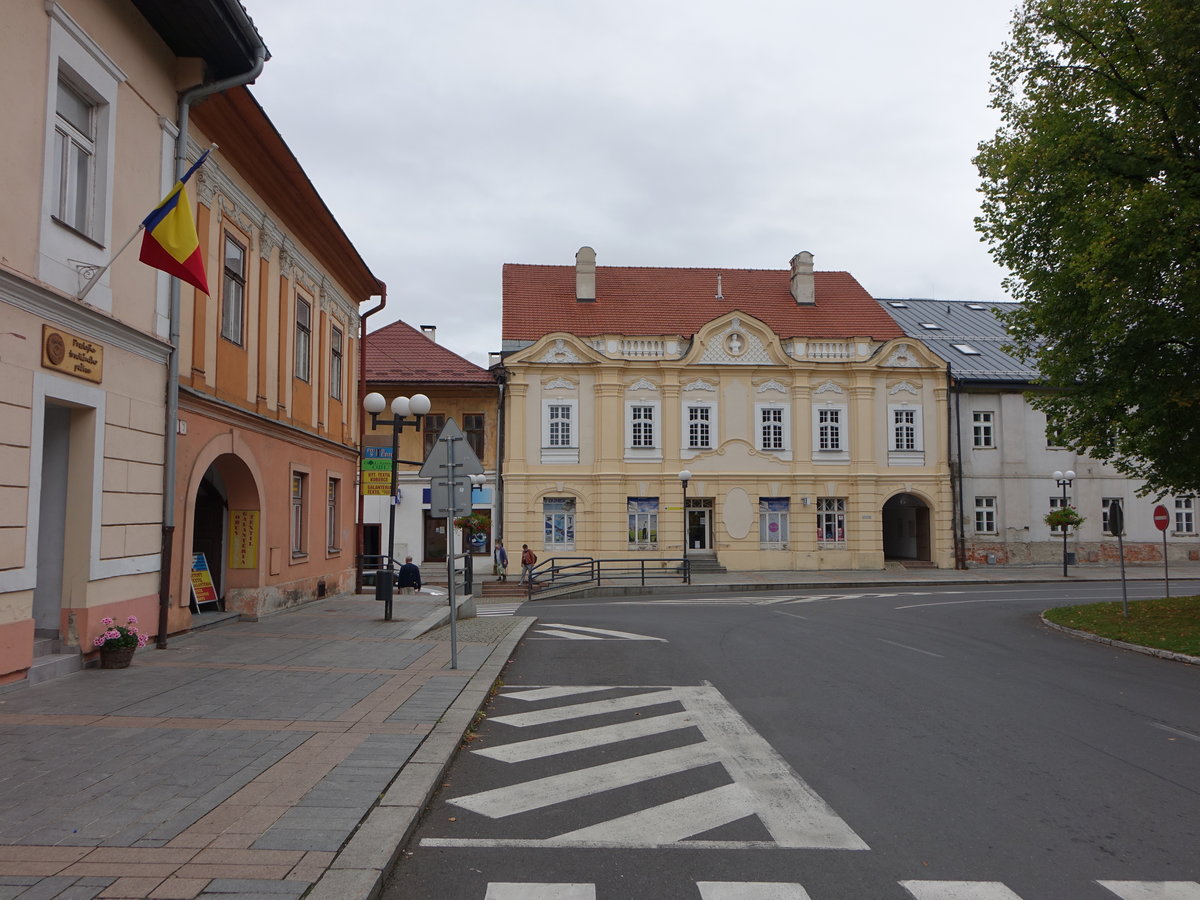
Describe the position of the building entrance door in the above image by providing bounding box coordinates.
[685,500,712,551]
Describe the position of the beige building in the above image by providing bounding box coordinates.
[499,248,956,573]
[0,1,379,686]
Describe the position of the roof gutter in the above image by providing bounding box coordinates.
[157,13,267,649]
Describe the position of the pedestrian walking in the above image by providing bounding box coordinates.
[396,556,422,594]
[519,543,537,585]
[494,540,509,581]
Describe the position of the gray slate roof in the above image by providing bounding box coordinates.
[877,298,1037,383]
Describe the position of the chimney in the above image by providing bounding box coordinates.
[789,251,814,305]
[575,246,596,302]
[420,324,437,342]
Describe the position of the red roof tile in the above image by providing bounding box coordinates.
[365,319,494,384]
[502,264,903,342]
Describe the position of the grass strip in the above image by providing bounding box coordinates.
[1044,594,1200,657]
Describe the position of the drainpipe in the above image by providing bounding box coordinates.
[950,366,967,569]
[355,289,387,592]
[157,30,267,649]
[492,366,508,541]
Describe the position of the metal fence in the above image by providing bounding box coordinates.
[525,556,690,597]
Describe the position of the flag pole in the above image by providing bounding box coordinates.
[77,143,218,303]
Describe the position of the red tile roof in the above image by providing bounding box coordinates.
[364,319,494,384]
[503,264,904,342]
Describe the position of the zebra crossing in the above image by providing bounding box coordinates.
[531,623,666,641]
[477,602,524,617]
[481,883,1200,899]
[420,683,866,850]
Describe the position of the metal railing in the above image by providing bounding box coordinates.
[524,556,690,597]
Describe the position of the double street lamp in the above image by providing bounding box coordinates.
[363,391,431,620]
[1053,469,1076,578]
[678,469,692,583]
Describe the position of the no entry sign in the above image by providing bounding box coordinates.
[1153,505,1171,531]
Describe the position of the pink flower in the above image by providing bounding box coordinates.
[93,637,106,647]
[105,629,120,640]
[126,616,138,625]
[101,617,114,626]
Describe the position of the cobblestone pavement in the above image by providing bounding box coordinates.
[0,593,533,900]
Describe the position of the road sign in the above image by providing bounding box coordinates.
[419,418,484,479]
[1153,505,1170,531]
[429,476,474,518]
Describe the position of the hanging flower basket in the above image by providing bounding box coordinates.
[1044,506,1085,530]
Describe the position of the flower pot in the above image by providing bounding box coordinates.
[100,646,135,669]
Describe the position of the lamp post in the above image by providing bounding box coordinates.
[678,469,692,584]
[1053,469,1075,578]
[362,391,431,619]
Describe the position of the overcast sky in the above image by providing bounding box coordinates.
[245,0,1020,367]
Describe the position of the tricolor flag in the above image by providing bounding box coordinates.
[138,149,211,294]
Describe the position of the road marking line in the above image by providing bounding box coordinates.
[534,629,604,640]
[488,689,680,728]
[877,638,944,658]
[473,710,698,762]
[901,882,1023,899]
[485,885,595,899]
[501,686,616,702]
[449,742,720,818]
[1098,881,1200,899]
[538,623,666,641]
[1149,722,1200,743]
[697,883,812,899]
[556,782,755,843]
[895,598,1028,610]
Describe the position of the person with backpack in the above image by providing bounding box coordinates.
[519,544,537,585]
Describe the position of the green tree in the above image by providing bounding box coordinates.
[975,0,1200,496]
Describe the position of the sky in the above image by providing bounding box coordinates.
[244,0,1021,368]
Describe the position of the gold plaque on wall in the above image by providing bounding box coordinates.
[42,325,103,383]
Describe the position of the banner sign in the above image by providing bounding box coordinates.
[228,510,259,568]
[190,552,219,609]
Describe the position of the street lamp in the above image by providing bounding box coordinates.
[678,469,692,584]
[362,391,431,619]
[1053,469,1076,578]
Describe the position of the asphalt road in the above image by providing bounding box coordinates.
[384,580,1200,900]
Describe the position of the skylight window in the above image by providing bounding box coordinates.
[953,343,982,355]
[920,322,942,330]
[967,303,986,310]
[888,301,908,308]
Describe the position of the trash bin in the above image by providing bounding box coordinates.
[1066,552,1077,565]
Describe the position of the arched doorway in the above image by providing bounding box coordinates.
[190,453,261,612]
[882,493,931,562]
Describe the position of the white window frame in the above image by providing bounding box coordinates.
[974,496,997,534]
[1175,497,1195,535]
[53,78,97,237]
[888,404,924,466]
[627,497,659,548]
[330,324,343,400]
[543,497,576,550]
[294,294,311,380]
[756,403,790,455]
[1101,497,1122,534]
[291,470,308,557]
[39,6,124,308]
[813,405,848,461]
[816,497,846,545]
[221,233,247,345]
[972,411,995,448]
[624,400,662,461]
[326,476,340,553]
[541,399,579,464]
[760,498,789,548]
[682,402,717,452]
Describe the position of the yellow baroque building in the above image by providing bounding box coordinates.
[499,248,955,572]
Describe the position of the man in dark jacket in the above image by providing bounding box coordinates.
[396,556,422,594]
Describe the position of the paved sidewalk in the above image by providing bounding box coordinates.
[1,564,1196,900]
[0,592,533,900]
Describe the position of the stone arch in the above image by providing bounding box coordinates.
[881,491,933,562]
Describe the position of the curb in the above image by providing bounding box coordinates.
[306,615,535,900]
[397,594,479,639]
[1040,615,1200,667]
